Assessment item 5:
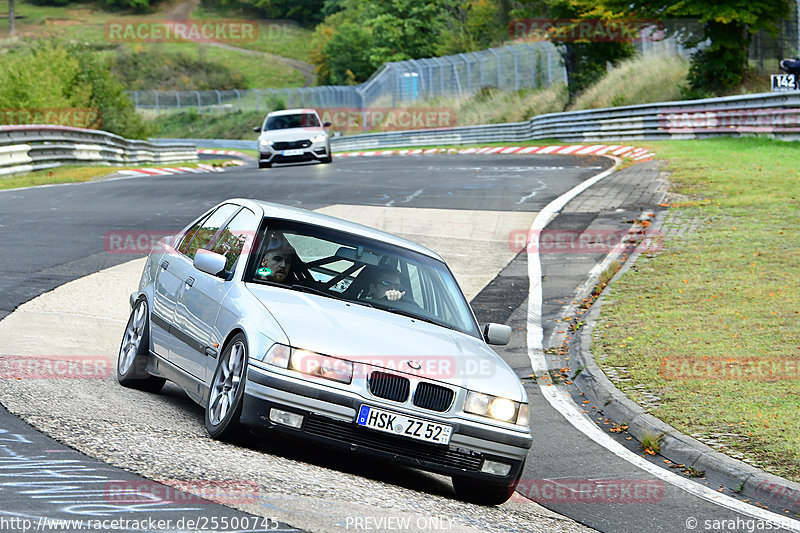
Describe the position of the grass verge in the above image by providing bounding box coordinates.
[593,137,800,482]
[0,160,228,190]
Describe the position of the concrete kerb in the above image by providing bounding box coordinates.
[568,212,800,515]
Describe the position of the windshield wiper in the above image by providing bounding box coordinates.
[290,284,343,300]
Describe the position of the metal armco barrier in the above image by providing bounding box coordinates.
[0,125,197,176]
[329,92,800,151]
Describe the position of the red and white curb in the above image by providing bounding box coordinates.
[335,144,655,161]
[117,164,228,177]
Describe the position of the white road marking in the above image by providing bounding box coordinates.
[524,159,800,532]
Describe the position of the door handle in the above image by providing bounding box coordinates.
[161,260,169,270]
[186,277,194,287]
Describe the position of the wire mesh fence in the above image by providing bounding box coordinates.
[130,42,566,115]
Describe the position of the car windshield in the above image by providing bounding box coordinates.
[245,219,481,338]
[265,113,320,130]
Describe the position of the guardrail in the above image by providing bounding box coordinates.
[328,92,800,151]
[148,92,800,154]
[0,125,198,177]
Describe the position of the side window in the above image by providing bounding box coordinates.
[182,204,239,260]
[212,208,257,271]
[405,263,424,307]
[177,216,208,255]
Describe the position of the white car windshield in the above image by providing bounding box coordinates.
[265,113,320,130]
[246,219,481,338]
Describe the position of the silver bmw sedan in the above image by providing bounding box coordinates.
[118,198,532,505]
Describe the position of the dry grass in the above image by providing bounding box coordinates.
[569,54,689,111]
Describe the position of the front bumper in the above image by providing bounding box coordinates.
[240,364,531,484]
[259,142,329,164]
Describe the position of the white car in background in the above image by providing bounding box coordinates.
[255,108,332,168]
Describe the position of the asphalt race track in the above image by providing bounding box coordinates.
[0,155,794,532]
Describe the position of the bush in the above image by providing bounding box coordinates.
[0,42,151,139]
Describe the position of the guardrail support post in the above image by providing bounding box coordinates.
[195,91,201,114]
[235,89,241,112]
[154,91,159,113]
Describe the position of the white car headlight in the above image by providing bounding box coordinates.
[464,391,527,425]
[260,139,274,147]
[310,134,327,143]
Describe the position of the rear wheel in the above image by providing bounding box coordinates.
[205,333,248,441]
[117,298,165,393]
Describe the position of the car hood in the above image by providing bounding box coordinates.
[259,127,326,142]
[246,284,525,401]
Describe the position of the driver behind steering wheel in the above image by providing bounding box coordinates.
[364,267,406,302]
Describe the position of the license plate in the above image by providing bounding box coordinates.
[282,149,304,156]
[356,405,452,445]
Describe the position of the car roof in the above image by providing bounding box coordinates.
[266,108,319,117]
[228,198,444,262]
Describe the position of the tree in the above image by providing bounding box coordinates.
[510,0,635,100]
[598,0,794,96]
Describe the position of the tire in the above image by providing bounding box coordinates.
[321,154,332,164]
[258,161,272,169]
[117,298,165,393]
[205,333,248,441]
[451,475,520,505]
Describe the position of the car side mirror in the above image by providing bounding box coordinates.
[253,126,261,132]
[484,323,512,346]
[323,121,332,128]
[194,249,228,278]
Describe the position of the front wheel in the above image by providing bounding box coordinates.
[258,161,272,169]
[321,153,332,164]
[452,475,519,505]
[117,298,165,393]
[205,333,248,441]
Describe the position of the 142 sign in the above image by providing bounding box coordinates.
[771,74,798,91]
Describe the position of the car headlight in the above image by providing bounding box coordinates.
[290,349,352,383]
[464,391,528,425]
[310,134,327,143]
[264,343,291,367]
[265,344,352,383]
[260,139,274,147]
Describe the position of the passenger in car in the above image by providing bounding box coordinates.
[256,232,296,283]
